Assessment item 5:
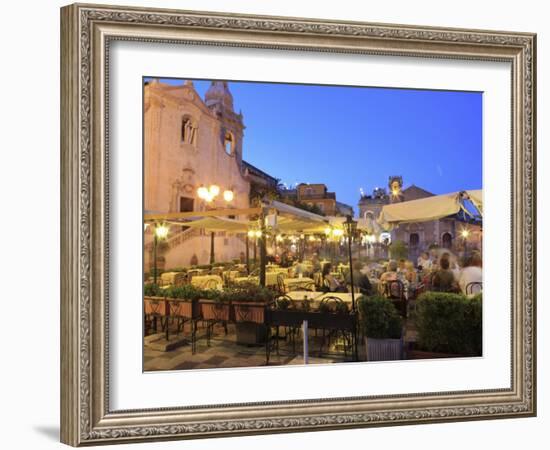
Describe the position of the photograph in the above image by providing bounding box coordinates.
[142,77,483,371]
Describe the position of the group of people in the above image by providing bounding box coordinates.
[377,250,483,295]
[314,249,482,298]
[268,246,483,298]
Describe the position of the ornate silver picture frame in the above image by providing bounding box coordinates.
[60,3,536,446]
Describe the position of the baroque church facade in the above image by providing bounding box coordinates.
[144,79,254,269]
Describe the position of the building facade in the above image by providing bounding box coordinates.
[295,183,353,216]
[144,79,253,269]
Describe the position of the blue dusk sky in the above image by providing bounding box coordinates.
[146,77,482,212]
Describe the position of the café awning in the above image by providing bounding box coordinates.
[168,216,250,232]
[378,190,482,227]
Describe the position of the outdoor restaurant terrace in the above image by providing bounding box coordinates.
[143,191,483,371]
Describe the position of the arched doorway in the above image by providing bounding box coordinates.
[409,233,420,261]
[442,232,453,249]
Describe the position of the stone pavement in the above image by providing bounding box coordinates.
[144,322,356,371]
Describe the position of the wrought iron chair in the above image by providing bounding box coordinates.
[203,278,220,290]
[383,280,407,317]
[466,281,483,295]
[265,295,298,359]
[316,296,352,357]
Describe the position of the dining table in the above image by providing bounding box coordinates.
[233,271,284,287]
[283,277,315,290]
[284,291,354,307]
[190,274,223,290]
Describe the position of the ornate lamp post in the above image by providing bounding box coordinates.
[197,184,235,264]
[152,223,169,285]
[344,215,358,362]
[343,215,358,312]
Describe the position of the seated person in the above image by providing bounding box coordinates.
[322,263,347,293]
[379,260,401,296]
[344,260,372,295]
[404,260,417,283]
[431,254,459,292]
[458,251,482,295]
[294,259,307,277]
[311,253,321,273]
[356,263,373,295]
[380,260,399,283]
[397,259,407,273]
[417,252,432,270]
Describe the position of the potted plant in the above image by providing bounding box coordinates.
[224,283,275,325]
[143,283,168,333]
[143,283,167,314]
[232,284,275,345]
[412,291,482,359]
[358,295,403,361]
[196,286,229,320]
[164,284,204,320]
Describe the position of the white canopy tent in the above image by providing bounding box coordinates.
[378,190,483,228]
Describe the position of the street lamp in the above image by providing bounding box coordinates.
[344,214,358,362]
[343,215,358,312]
[223,189,234,202]
[196,184,235,264]
[153,223,169,285]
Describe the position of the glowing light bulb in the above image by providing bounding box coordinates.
[197,186,208,199]
[209,184,220,197]
[155,224,169,239]
[223,190,234,202]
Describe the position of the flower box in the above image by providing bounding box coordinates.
[167,298,200,319]
[199,299,231,321]
[143,296,168,316]
[232,301,268,324]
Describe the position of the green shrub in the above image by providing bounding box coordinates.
[415,291,482,355]
[165,284,204,301]
[165,267,186,273]
[389,240,408,260]
[357,295,403,339]
[143,283,163,297]
[218,283,275,303]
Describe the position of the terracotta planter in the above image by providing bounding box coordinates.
[365,337,403,361]
[144,296,168,316]
[232,301,268,324]
[199,299,231,321]
[167,298,200,319]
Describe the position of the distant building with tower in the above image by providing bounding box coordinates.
[359,176,482,261]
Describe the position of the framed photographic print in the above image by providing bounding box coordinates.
[60,3,537,446]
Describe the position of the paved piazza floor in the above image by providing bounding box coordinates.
[144,322,361,371]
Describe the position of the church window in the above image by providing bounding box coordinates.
[181,116,198,146]
[224,131,235,155]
